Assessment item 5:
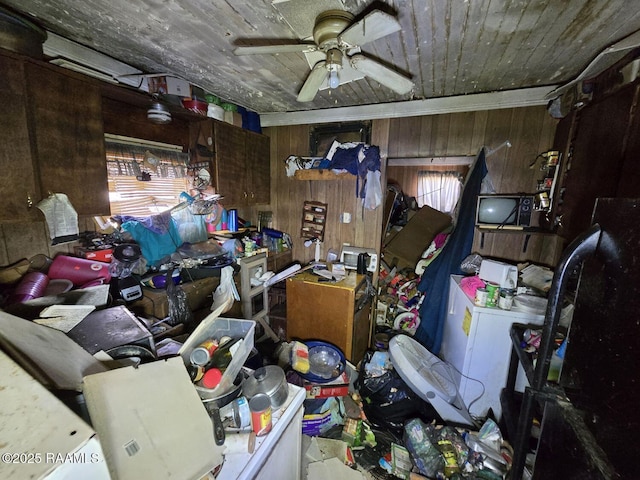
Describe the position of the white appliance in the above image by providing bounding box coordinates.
[389,335,476,427]
[339,246,378,273]
[439,275,545,421]
[478,259,518,288]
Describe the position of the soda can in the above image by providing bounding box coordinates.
[249,393,272,436]
[189,339,218,366]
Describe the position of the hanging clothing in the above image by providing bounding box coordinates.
[414,148,488,354]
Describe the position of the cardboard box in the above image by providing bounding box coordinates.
[0,349,111,480]
[130,276,218,319]
[304,371,350,399]
[146,75,192,97]
[383,205,452,269]
[0,311,223,479]
[302,409,334,437]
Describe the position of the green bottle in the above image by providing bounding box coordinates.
[206,337,241,371]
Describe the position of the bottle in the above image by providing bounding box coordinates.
[206,337,241,371]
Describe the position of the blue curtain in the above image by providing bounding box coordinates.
[414,148,488,354]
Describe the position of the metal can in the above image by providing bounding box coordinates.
[498,289,515,310]
[190,339,218,366]
[248,393,272,436]
[485,282,500,307]
[474,287,488,307]
[232,396,252,429]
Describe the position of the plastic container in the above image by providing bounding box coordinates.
[179,316,255,400]
[8,271,49,303]
[181,98,208,116]
[48,255,111,287]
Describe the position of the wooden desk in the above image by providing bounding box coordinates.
[285,271,371,364]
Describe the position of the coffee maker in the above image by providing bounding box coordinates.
[109,244,143,302]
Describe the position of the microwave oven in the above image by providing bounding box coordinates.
[339,246,378,273]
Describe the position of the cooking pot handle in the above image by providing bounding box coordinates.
[254,367,267,382]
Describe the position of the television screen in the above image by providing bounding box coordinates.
[477,197,518,225]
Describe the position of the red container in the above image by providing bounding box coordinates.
[48,255,111,287]
[181,99,207,116]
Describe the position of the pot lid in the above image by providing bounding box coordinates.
[242,365,286,402]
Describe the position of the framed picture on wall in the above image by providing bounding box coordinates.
[309,121,371,156]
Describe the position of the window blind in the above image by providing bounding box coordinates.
[104,136,190,217]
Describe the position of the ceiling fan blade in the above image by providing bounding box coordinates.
[297,61,328,102]
[350,54,414,95]
[339,10,402,46]
[234,43,316,56]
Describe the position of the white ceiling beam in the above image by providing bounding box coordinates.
[260,86,558,127]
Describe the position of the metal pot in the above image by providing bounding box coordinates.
[242,365,289,409]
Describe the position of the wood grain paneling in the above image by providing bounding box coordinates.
[398,107,560,265]
[263,105,561,267]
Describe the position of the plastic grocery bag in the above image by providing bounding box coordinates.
[210,266,240,317]
[166,269,193,326]
[363,169,383,210]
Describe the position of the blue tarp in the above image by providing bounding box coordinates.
[414,148,488,354]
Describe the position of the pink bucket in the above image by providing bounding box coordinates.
[48,255,111,287]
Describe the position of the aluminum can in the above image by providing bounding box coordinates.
[189,339,218,366]
[474,287,488,307]
[249,393,272,436]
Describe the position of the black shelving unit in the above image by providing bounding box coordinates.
[500,224,609,480]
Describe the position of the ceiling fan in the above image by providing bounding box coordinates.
[233,9,415,102]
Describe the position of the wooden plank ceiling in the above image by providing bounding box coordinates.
[5,0,640,115]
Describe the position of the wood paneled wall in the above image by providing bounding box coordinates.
[0,104,562,270]
[262,105,563,268]
[261,121,387,265]
[387,106,563,266]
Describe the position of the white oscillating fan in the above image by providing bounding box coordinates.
[389,334,477,428]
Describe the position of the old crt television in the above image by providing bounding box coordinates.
[476,195,535,229]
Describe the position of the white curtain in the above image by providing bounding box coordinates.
[417,171,463,214]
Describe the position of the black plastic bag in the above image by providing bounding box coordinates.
[355,350,440,432]
[166,268,193,326]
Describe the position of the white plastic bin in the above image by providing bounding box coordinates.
[179,314,255,399]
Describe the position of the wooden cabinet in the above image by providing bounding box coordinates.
[0,54,39,222]
[212,120,270,206]
[286,271,372,363]
[25,62,110,216]
[548,81,639,243]
[0,50,110,221]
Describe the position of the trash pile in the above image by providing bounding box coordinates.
[275,336,514,480]
[296,381,513,479]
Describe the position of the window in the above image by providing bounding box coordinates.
[416,171,463,214]
[104,135,190,217]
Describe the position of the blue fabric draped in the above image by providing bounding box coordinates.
[414,148,488,354]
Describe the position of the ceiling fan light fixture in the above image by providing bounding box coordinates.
[326,48,343,89]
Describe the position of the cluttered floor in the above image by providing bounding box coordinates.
[253,333,515,480]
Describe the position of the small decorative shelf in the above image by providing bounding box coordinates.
[301,201,327,241]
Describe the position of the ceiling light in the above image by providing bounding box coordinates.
[326,48,342,89]
[147,101,172,124]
